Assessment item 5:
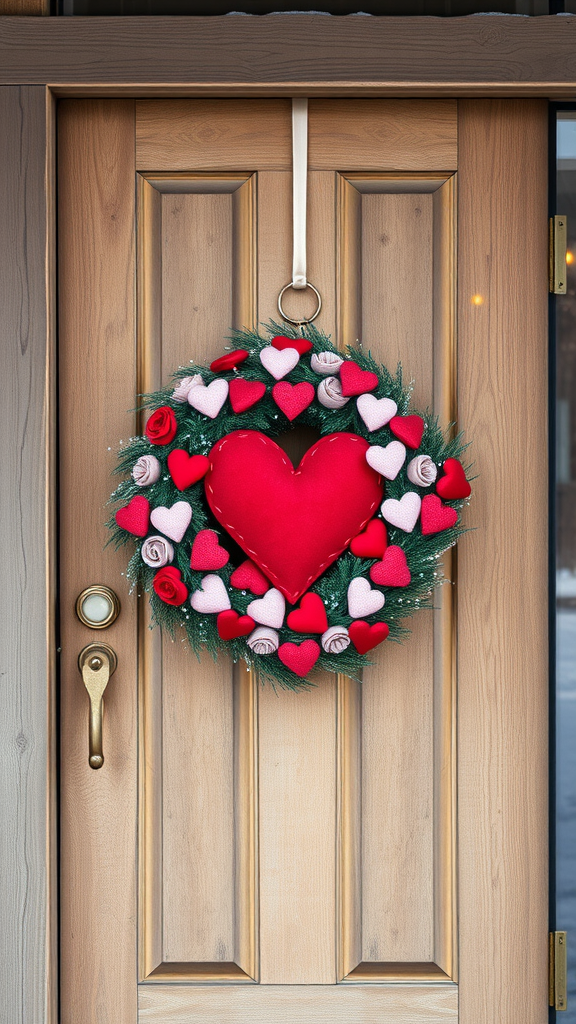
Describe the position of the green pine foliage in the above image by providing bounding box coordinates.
[107,322,472,691]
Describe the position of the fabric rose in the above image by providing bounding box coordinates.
[141,534,174,568]
[153,566,188,606]
[172,374,203,403]
[321,625,351,655]
[145,405,177,446]
[132,454,161,487]
[311,351,344,375]
[246,626,279,655]
[407,454,437,487]
[317,376,350,409]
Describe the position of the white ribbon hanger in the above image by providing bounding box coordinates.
[278,98,322,327]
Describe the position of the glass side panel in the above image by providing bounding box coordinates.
[556,110,576,1019]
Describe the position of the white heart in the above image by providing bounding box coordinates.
[190,574,231,614]
[150,500,192,542]
[347,577,385,618]
[381,492,422,533]
[259,346,300,380]
[247,588,286,629]
[188,378,229,419]
[366,441,406,481]
[357,394,398,431]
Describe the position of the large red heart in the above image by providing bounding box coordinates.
[205,430,383,604]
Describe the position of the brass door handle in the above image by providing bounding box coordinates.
[78,643,117,769]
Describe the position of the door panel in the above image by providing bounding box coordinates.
[58,97,548,1023]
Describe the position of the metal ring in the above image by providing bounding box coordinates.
[277,282,322,326]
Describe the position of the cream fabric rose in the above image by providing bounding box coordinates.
[247,626,279,655]
[407,455,437,487]
[311,351,344,375]
[132,454,161,486]
[171,374,203,403]
[141,534,174,568]
[317,376,350,409]
[321,625,351,655]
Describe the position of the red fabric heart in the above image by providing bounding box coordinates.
[339,361,378,397]
[191,529,230,570]
[369,546,411,587]
[210,349,249,372]
[436,458,471,500]
[217,609,256,640]
[271,334,313,356]
[229,378,266,414]
[167,450,210,491]
[278,639,321,677]
[420,494,458,535]
[205,430,382,603]
[349,620,389,654]
[272,381,315,421]
[389,414,425,449]
[287,593,328,634]
[230,559,270,595]
[115,495,150,537]
[350,519,388,559]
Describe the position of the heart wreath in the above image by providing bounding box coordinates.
[109,324,471,690]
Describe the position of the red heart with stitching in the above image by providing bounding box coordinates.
[350,519,388,559]
[287,593,328,634]
[349,620,389,654]
[115,495,150,537]
[436,458,471,500]
[217,609,256,640]
[229,378,266,414]
[369,546,411,587]
[339,361,378,397]
[191,529,230,570]
[205,430,382,603]
[230,559,270,595]
[420,494,458,535]
[271,334,313,356]
[272,381,315,421]
[278,639,321,677]
[167,450,210,491]
[389,415,425,449]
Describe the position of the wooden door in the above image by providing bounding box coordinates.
[58,98,549,1024]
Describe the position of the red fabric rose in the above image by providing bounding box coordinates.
[153,566,188,606]
[145,406,177,445]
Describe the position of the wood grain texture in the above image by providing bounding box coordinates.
[138,982,458,1023]
[58,100,138,1024]
[0,16,576,91]
[0,84,56,1024]
[457,99,549,1024]
[0,0,48,12]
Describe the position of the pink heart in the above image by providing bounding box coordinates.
[150,500,192,542]
[190,574,231,614]
[366,441,406,481]
[246,588,286,629]
[347,577,385,618]
[381,492,421,533]
[357,394,397,431]
[188,379,228,419]
[259,346,300,380]
[272,381,315,421]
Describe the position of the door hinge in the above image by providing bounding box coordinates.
[549,931,568,1011]
[550,216,568,294]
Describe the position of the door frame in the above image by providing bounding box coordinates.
[0,17,561,1023]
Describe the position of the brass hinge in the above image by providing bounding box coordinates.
[550,216,568,294]
[549,931,568,1011]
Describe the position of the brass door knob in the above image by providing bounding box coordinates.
[78,643,117,769]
